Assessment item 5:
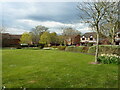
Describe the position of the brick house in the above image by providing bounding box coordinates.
[64,35,80,45]
[1,33,21,47]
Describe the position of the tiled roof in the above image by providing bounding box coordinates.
[1,33,21,39]
[82,32,96,38]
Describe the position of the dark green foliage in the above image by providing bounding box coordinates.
[16,46,22,49]
[88,45,120,55]
[98,55,120,64]
[65,46,89,53]
[57,46,66,50]
[38,43,45,49]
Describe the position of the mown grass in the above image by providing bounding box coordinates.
[2,49,118,88]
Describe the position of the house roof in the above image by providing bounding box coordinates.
[1,33,21,39]
[82,32,96,38]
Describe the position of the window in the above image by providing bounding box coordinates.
[90,38,93,40]
[82,36,85,40]
[82,38,85,40]
[118,34,120,37]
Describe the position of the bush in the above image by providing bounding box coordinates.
[88,45,120,55]
[98,54,120,64]
[65,46,89,53]
[39,46,44,49]
[38,44,45,49]
[16,46,22,49]
[51,46,57,48]
[57,46,66,50]
[87,43,93,46]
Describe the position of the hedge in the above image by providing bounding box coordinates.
[65,46,89,53]
[88,45,120,55]
[57,46,66,50]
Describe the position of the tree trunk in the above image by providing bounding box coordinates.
[95,32,99,63]
[111,27,115,45]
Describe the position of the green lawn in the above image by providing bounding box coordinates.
[2,49,118,88]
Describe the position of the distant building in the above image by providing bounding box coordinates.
[1,33,21,47]
[64,35,80,45]
[80,32,97,46]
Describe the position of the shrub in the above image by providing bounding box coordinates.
[38,44,45,49]
[16,46,22,49]
[57,46,66,50]
[87,43,93,46]
[65,46,89,53]
[98,54,120,64]
[39,46,44,49]
[51,46,57,48]
[88,45,120,55]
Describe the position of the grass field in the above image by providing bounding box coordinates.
[2,49,118,88]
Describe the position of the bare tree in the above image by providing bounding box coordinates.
[0,26,6,33]
[100,2,119,45]
[62,27,81,36]
[30,25,48,44]
[77,2,115,63]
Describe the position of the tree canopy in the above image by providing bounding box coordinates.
[31,25,49,44]
[62,27,81,36]
[20,32,32,44]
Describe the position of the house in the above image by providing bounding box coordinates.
[80,32,112,46]
[64,35,80,46]
[1,33,21,47]
[80,32,97,46]
[115,31,120,45]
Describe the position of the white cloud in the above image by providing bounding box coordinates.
[5,28,29,34]
[4,19,92,34]
[17,19,92,34]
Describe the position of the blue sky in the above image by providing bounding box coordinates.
[1,2,92,34]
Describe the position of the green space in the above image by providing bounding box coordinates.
[2,49,118,88]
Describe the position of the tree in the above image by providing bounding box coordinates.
[77,2,114,63]
[20,32,32,44]
[39,32,59,45]
[62,27,81,36]
[39,32,51,44]
[58,35,64,45]
[31,25,48,44]
[50,32,58,44]
[100,2,119,45]
[62,27,81,45]
[0,27,6,33]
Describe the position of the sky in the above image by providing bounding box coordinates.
[1,2,93,35]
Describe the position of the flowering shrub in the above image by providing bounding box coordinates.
[98,54,120,64]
